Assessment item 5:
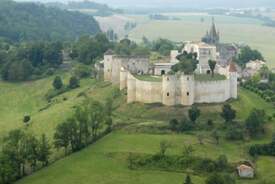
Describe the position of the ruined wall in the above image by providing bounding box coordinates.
[104,55,150,85]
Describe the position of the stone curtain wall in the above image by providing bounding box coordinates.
[127,73,162,104]
[194,80,231,103]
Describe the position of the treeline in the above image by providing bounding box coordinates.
[233,46,264,67]
[0,97,114,184]
[169,104,269,142]
[54,98,113,154]
[0,130,51,184]
[0,41,63,81]
[0,0,101,42]
[241,67,275,104]
[128,142,235,184]
[46,1,123,17]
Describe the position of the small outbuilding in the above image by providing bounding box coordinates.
[237,164,254,178]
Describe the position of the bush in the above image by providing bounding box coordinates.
[23,115,31,123]
[45,87,68,101]
[69,76,80,89]
[74,65,91,78]
[53,76,63,90]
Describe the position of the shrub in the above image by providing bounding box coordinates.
[74,65,91,78]
[69,76,80,89]
[23,115,31,123]
[52,76,63,90]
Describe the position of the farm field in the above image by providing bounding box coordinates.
[126,14,275,68]
[2,72,272,184]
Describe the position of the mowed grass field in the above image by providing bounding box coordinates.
[0,73,118,141]
[7,76,274,184]
[127,14,275,68]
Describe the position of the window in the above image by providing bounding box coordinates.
[187,92,190,96]
[167,93,170,97]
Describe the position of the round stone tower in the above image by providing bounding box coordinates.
[127,73,137,103]
[162,75,178,106]
[228,62,238,99]
[180,75,195,106]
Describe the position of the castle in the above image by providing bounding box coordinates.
[101,21,238,106]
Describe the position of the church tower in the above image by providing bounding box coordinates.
[202,17,220,45]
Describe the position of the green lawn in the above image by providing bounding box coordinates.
[194,74,226,81]
[0,70,274,184]
[134,75,162,82]
[13,86,275,184]
[128,14,275,68]
[0,74,116,140]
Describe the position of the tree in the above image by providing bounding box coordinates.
[54,121,71,154]
[52,76,63,90]
[216,155,228,171]
[104,97,113,117]
[220,104,236,123]
[169,119,179,131]
[178,117,194,132]
[208,60,217,77]
[69,76,80,89]
[211,130,220,145]
[184,175,192,184]
[235,46,264,67]
[206,173,235,184]
[172,52,198,74]
[188,105,200,123]
[245,109,266,137]
[37,134,51,167]
[159,140,171,156]
[0,153,15,184]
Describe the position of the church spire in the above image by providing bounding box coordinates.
[201,17,220,45]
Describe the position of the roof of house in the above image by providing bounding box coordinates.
[229,62,237,72]
[105,49,114,55]
[237,164,254,172]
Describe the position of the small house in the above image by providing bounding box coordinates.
[237,164,254,178]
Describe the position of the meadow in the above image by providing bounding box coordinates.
[0,71,272,184]
[127,14,275,68]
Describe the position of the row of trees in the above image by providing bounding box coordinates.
[128,141,235,184]
[168,103,268,142]
[1,41,63,81]
[54,98,113,154]
[0,97,114,184]
[70,34,111,65]
[0,130,51,184]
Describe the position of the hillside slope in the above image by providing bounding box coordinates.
[0,0,101,42]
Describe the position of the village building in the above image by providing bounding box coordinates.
[242,59,266,78]
[237,164,255,178]
[100,20,238,106]
[102,50,237,106]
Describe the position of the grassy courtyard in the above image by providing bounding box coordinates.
[194,74,227,81]
[134,74,162,82]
